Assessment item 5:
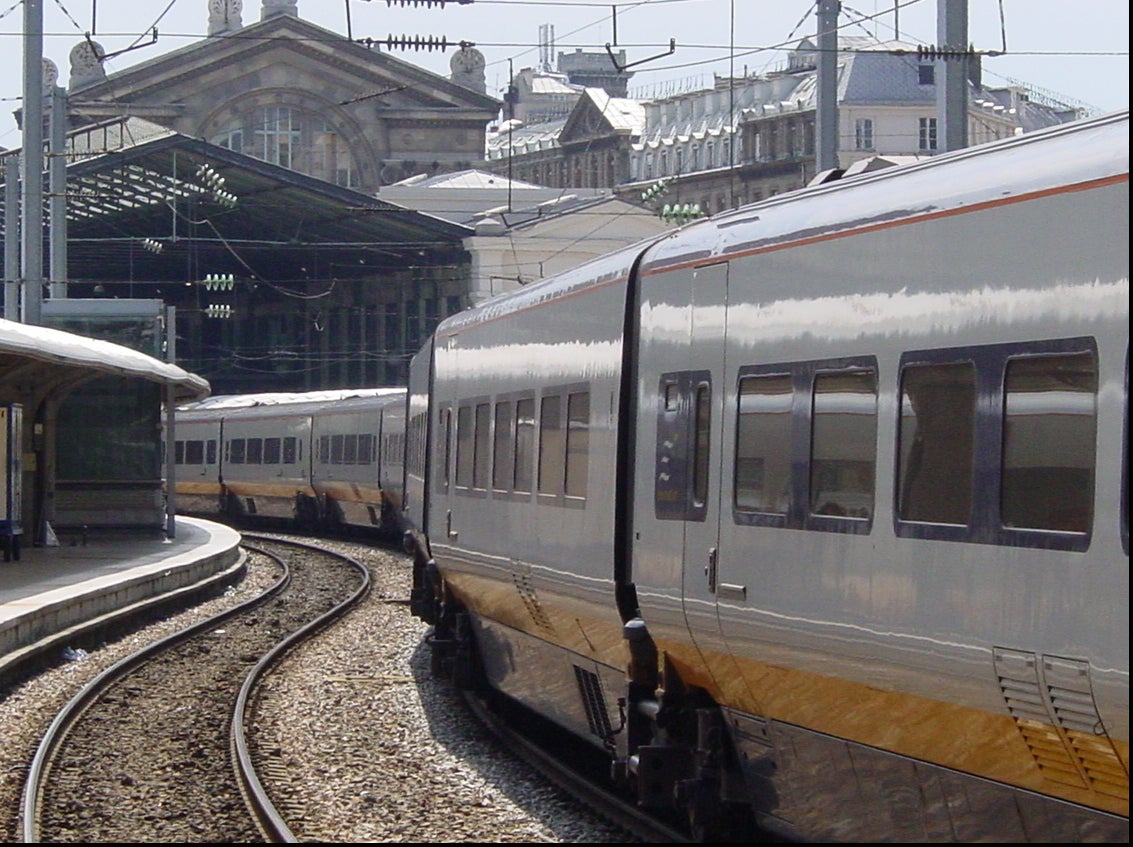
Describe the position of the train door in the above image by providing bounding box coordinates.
[429,332,460,557]
[676,262,731,675]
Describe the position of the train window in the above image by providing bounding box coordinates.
[407,413,424,479]
[735,374,792,515]
[263,437,281,464]
[185,440,205,465]
[539,394,565,496]
[330,434,345,464]
[247,438,263,465]
[1001,352,1096,533]
[229,438,246,464]
[514,398,535,493]
[897,362,975,525]
[206,440,217,465]
[897,339,1096,549]
[493,401,514,491]
[438,406,452,491]
[692,384,710,507]
[810,370,877,520]
[455,405,473,488]
[474,403,491,489]
[733,358,876,533]
[565,391,590,499]
[656,371,711,522]
[282,437,296,464]
[174,440,185,464]
[359,434,375,465]
[344,434,359,465]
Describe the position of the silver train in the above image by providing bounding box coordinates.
[401,110,1129,841]
[171,110,1128,841]
[171,388,406,535]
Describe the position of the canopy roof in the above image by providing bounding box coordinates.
[1,118,473,284]
[0,316,209,403]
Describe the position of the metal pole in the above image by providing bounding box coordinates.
[49,86,68,299]
[938,0,969,151]
[4,157,19,319]
[21,0,45,324]
[815,0,840,172]
[164,305,177,539]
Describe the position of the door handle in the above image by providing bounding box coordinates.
[705,546,717,593]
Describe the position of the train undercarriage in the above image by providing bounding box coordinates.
[413,555,762,843]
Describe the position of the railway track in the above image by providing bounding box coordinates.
[460,687,691,843]
[6,529,667,841]
[20,535,369,842]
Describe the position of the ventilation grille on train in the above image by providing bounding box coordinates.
[995,647,1128,799]
[573,665,614,742]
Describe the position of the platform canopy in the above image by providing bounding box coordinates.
[0,317,209,404]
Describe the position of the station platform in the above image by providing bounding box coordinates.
[0,516,244,683]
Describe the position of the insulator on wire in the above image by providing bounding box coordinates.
[915,43,975,61]
[386,0,473,7]
[640,179,670,204]
[383,33,450,52]
[201,273,236,291]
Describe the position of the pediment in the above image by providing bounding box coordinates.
[559,92,618,143]
[67,14,500,113]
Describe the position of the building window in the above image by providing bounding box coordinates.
[254,106,300,170]
[855,118,874,150]
[212,106,359,188]
[919,117,938,151]
[918,64,935,85]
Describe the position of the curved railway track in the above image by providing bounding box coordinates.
[460,688,691,843]
[20,535,369,843]
[5,528,676,841]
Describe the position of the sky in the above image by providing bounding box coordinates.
[0,0,1127,149]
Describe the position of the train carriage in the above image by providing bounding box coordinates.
[213,403,313,522]
[407,110,1129,842]
[170,409,223,517]
[172,388,407,533]
[309,392,406,533]
[412,240,649,740]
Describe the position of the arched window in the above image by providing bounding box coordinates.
[211,106,359,188]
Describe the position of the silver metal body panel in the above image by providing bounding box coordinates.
[412,112,1133,839]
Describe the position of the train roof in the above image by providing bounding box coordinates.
[644,108,1129,270]
[0,316,209,402]
[434,109,1127,340]
[179,387,404,412]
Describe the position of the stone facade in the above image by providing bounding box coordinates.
[63,2,500,194]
